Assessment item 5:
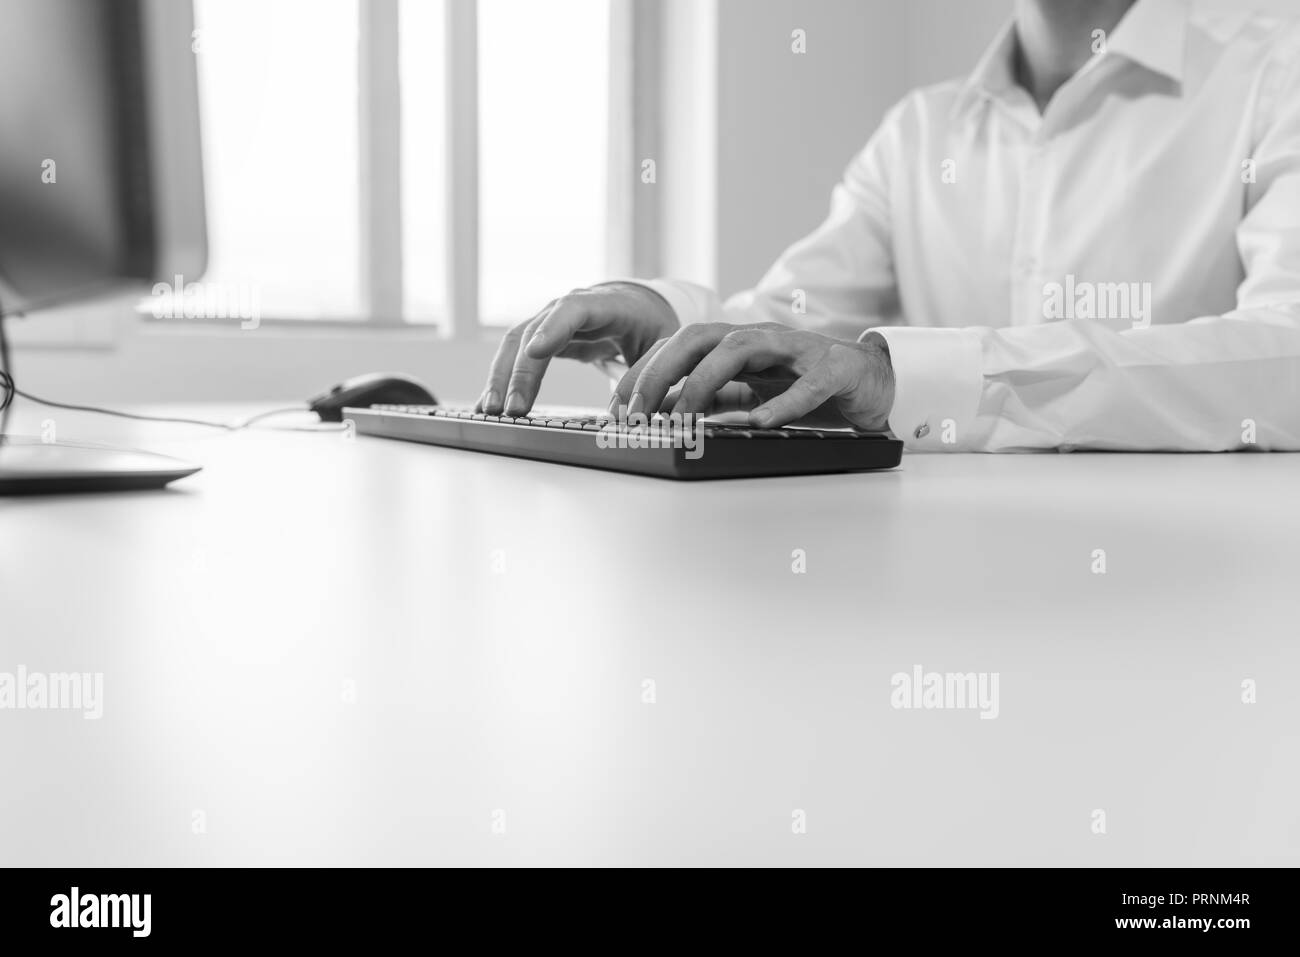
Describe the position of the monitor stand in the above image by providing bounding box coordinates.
[0,436,201,495]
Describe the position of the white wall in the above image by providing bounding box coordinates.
[706,0,1011,298]
[903,0,1008,89]
[713,0,909,297]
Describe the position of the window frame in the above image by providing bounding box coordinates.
[164,0,644,338]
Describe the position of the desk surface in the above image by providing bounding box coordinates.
[3,405,1298,866]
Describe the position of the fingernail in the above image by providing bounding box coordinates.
[504,392,524,415]
[752,408,774,426]
[528,333,544,352]
[628,392,645,415]
[606,394,621,417]
[484,390,501,413]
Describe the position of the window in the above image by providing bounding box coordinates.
[398,0,447,325]
[477,0,610,323]
[187,0,615,331]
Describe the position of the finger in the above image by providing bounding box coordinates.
[629,323,732,416]
[659,384,684,413]
[671,328,797,416]
[660,380,753,415]
[612,337,670,412]
[749,356,847,428]
[524,293,599,359]
[713,381,759,412]
[477,322,530,413]
[504,308,559,415]
[555,340,618,363]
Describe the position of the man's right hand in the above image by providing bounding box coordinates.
[476,282,680,417]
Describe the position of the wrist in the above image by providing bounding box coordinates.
[859,331,895,430]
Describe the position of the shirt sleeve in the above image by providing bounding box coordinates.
[872,44,1300,453]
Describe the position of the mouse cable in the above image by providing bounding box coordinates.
[0,307,340,435]
[1,302,16,442]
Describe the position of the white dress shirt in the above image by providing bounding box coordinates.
[636,0,1300,451]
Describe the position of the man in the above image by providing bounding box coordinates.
[477,0,1300,452]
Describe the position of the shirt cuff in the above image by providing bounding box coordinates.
[865,326,984,450]
[606,278,716,326]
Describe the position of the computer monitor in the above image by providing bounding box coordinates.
[0,0,207,314]
[0,0,208,493]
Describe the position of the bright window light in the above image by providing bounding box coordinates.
[184,0,613,329]
[477,0,611,325]
[192,0,362,320]
[399,0,447,325]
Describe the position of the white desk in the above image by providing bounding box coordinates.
[2,404,1298,866]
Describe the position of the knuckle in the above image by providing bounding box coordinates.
[722,328,762,348]
[796,375,826,398]
[492,336,522,365]
[677,373,705,395]
[825,343,861,369]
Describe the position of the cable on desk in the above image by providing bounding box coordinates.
[0,308,342,436]
[1,303,15,444]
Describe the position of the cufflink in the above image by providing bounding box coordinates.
[914,422,930,440]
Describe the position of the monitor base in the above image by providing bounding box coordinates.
[0,437,201,495]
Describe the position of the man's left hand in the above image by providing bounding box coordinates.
[611,322,895,432]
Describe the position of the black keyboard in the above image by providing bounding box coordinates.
[345,404,903,479]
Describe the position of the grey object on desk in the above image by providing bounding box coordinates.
[0,437,200,495]
[348,404,904,479]
[308,373,438,423]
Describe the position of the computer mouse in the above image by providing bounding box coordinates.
[308,372,437,422]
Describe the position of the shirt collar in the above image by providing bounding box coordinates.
[1105,0,1189,83]
[951,0,1189,120]
[951,18,1019,119]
